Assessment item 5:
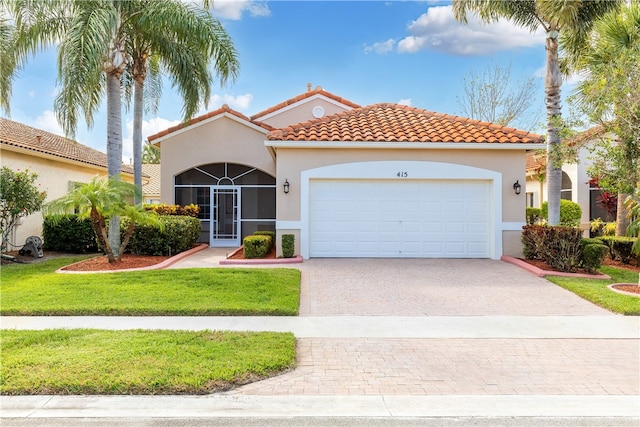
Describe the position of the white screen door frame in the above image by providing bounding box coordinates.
[210,187,240,247]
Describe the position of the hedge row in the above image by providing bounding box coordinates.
[522,225,638,272]
[42,214,200,256]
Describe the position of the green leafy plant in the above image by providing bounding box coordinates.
[579,240,609,273]
[125,216,200,256]
[243,235,270,259]
[282,234,295,258]
[521,225,583,272]
[599,236,638,265]
[144,203,199,218]
[253,231,275,251]
[0,167,47,252]
[526,207,542,225]
[541,199,582,227]
[590,218,617,237]
[42,214,99,253]
[43,176,155,263]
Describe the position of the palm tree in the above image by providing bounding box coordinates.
[43,175,145,263]
[122,0,238,203]
[452,0,622,226]
[566,3,640,236]
[4,0,238,251]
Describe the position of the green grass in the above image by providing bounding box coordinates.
[0,256,300,316]
[546,266,640,315]
[0,329,296,395]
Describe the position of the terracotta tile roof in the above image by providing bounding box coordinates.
[526,151,546,173]
[147,104,274,142]
[251,86,361,120]
[1,118,134,174]
[267,103,545,144]
[141,164,161,196]
[525,126,608,173]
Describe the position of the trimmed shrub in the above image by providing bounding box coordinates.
[124,215,200,256]
[599,236,638,264]
[144,203,199,218]
[42,214,99,253]
[282,234,295,258]
[522,225,583,272]
[243,235,270,259]
[542,226,583,272]
[253,231,275,250]
[526,207,542,225]
[541,199,582,227]
[521,225,548,260]
[581,243,609,273]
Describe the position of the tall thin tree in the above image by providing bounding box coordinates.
[452,0,622,226]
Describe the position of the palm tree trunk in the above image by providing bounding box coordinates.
[545,31,563,226]
[133,77,144,205]
[106,71,123,256]
[616,193,630,236]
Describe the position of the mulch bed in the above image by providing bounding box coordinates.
[228,246,277,260]
[61,254,171,271]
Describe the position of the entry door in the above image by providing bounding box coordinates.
[211,187,240,247]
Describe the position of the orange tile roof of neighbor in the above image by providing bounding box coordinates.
[1,118,135,174]
[267,103,545,144]
[147,104,274,142]
[251,85,361,120]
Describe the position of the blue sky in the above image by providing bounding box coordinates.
[6,0,564,162]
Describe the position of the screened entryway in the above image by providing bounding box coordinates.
[174,163,276,246]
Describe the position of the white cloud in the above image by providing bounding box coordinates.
[210,0,270,20]
[33,111,64,136]
[394,5,544,56]
[397,98,412,106]
[122,117,181,164]
[364,39,396,55]
[206,93,253,111]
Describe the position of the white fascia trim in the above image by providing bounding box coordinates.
[299,161,503,260]
[502,222,526,231]
[151,112,268,144]
[265,141,547,150]
[276,221,301,230]
[257,94,356,122]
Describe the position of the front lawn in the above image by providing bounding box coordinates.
[0,329,296,395]
[546,266,640,315]
[0,256,300,316]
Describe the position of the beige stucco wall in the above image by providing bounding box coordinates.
[158,115,276,203]
[259,97,353,129]
[0,148,124,248]
[272,146,529,258]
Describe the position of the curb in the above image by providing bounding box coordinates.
[219,246,303,265]
[501,255,610,279]
[55,244,209,274]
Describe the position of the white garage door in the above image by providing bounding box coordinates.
[309,179,491,258]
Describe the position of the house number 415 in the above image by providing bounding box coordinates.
[396,171,408,178]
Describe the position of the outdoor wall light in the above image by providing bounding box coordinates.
[513,180,522,195]
[283,179,290,194]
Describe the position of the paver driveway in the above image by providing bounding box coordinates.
[297,258,610,316]
[230,258,638,397]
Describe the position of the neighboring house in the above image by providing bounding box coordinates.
[148,86,545,259]
[0,118,140,248]
[525,127,615,231]
[141,164,161,204]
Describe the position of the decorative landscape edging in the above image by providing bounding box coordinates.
[55,243,209,274]
[219,246,303,265]
[501,255,611,279]
[608,284,640,298]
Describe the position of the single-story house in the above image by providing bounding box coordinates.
[0,117,140,248]
[148,86,545,259]
[525,127,616,230]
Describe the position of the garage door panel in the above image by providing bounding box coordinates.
[309,179,491,258]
